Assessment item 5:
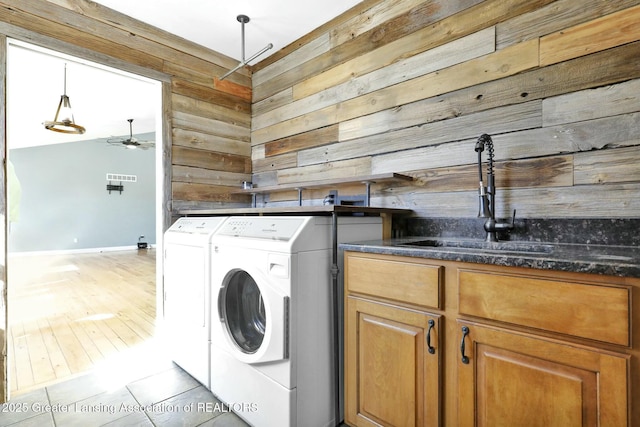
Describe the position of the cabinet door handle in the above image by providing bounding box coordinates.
[460,326,470,364]
[426,319,435,354]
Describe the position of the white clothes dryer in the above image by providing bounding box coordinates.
[163,216,227,389]
[209,215,382,427]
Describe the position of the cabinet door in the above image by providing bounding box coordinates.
[345,297,441,427]
[457,320,629,427]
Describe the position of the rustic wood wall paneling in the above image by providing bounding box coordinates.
[496,0,640,49]
[171,182,250,204]
[172,94,251,129]
[172,129,250,156]
[264,125,339,158]
[301,101,542,169]
[574,147,640,186]
[251,0,382,72]
[0,0,253,215]
[172,146,250,174]
[276,157,373,185]
[251,0,640,218]
[413,156,574,193]
[172,112,250,142]
[160,82,173,232]
[172,79,251,115]
[42,0,249,81]
[327,39,639,148]
[253,0,492,102]
[254,27,497,132]
[253,88,293,118]
[251,32,540,145]
[375,182,640,219]
[172,165,250,188]
[329,0,427,49]
[539,4,640,66]
[290,0,456,100]
[252,153,298,177]
[542,78,640,127]
[0,32,7,403]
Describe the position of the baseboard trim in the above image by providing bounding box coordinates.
[9,245,154,257]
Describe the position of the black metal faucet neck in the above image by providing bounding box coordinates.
[474,133,515,241]
[475,134,493,221]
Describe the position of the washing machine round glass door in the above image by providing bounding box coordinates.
[221,270,265,353]
[218,268,288,363]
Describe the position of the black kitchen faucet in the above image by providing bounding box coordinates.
[474,133,516,241]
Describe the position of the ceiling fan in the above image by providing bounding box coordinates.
[107,119,155,150]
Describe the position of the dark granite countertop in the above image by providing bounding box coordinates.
[340,237,640,278]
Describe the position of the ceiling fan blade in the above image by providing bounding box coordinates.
[105,119,154,149]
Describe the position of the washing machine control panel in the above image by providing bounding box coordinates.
[217,217,306,241]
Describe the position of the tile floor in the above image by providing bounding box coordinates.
[0,338,348,427]
[0,339,251,427]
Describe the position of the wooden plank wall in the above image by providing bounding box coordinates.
[0,0,254,217]
[251,0,640,218]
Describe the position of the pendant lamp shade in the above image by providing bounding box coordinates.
[44,64,86,134]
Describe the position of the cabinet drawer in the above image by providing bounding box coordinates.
[346,254,442,309]
[458,269,630,346]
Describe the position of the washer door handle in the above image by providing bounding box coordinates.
[218,284,226,323]
[283,296,290,359]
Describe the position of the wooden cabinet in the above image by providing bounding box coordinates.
[457,269,630,345]
[345,298,441,426]
[456,268,630,427]
[457,321,629,427]
[344,251,637,427]
[344,253,443,427]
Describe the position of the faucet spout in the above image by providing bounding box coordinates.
[475,134,493,219]
[474,133,515,241]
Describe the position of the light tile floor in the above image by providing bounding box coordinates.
[0,339,251,427]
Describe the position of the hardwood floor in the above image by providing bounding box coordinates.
[8,249,157,395]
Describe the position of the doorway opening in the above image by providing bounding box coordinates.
[5,39,164,396]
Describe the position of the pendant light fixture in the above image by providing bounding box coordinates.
[44,63,86,134]
[219,14,273,80]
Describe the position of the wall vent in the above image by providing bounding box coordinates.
[106,173,137,182]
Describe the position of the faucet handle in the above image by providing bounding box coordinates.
[502,209,517,230]
[490,209,517,232]
[509,209,517,227]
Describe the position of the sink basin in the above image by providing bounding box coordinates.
[400,239,555,254]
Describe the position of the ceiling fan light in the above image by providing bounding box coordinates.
[107,118,154,150]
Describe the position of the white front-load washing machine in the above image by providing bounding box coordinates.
[163,216,227,389]
[209,215,382,427]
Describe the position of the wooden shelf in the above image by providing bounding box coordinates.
[230,172,413,195]
[229,172,413,207]
[178,205,412,216]
[177,173,414,239]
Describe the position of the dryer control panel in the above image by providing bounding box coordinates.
[168,217,226,234]
[216,217,307,241]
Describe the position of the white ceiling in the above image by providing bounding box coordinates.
[7,1,362,150]
[92,0,364,63]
